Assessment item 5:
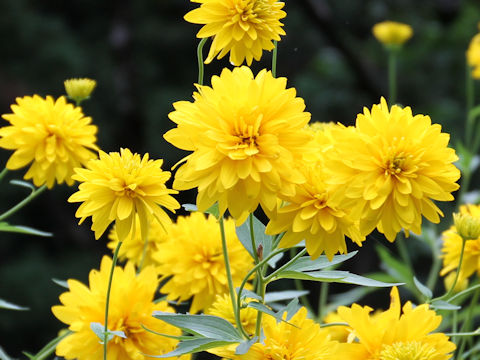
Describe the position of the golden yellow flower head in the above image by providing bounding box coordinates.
[237,307,339,360]
[467,33,480,79]
[165,66,313,223]
[266,160,365,260]
[107,214,172,268]
[372,21,413,46]
[154,212,252,313]
[338,287,456,360]
[64,78,97,104]
[441,204,480,283]
[68,148,179,242]
[0,95,99,188]
[443,271,468,294]
[327,97,460,242]
[184,0,286,66]
[51,256,185,360]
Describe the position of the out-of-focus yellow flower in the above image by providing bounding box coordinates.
[184,0,286,66]
[443,271,468,294]
[0,95,98,188]
[467,33,480,79]
[164,66,313,224]
[154,212,252,313]
[64,78,97,104]
[441,204,480,283]
[52,256,186,360]
[68,148,179,242]
[107,214,172,268]
[327,98,460,242]
[322,310,352,343]
[338,287,456,360]
[372,21,413,46]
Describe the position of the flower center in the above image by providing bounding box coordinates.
[228,113,263,159]
[231,0,266,24]
[314,192,328,208]
[379,341,437,360]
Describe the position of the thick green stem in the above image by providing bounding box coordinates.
[388,49,397,105]
[456,289,480,359]
[254,279,266,338]
[0,168,8,183]
[0,184,47,222]
[272,41,278,77]
[104,241,123,360]
[197,38,208,86]
[318,282,329,320]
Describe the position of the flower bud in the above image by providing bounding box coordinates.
[64,78,96,104]
[453,212,480,240]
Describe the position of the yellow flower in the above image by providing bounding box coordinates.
[327,98,460,241]
[237,307,339,360]
[266,160,365,260]
[107,214,172,268]
[467,33,480,79]
[0,95,98,188]
[52,256,185,360]
[153,212,252,313]
[68,148,179,242]
[184,0,286,66]
[443,272,468,294]
[372,21,413,46]
[64,78,97,103]
[165,66,312,223]
[338,287,456,360]
[441,204,480,283]
[322,310,352,343]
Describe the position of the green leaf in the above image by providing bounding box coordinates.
[235,337,258,355]
[10,179,35,191]
[205,203,220,218]
[182,204,197,212]
[430,300,461,311]
[264,290,309,303]
[152,312,243,341]
[0,222,52,237]
[0,345,14,360]
[413,276,432,299]
[90,322,126,344]
[0,298,29,311]
[237,288,262,301]
[145,338,239,358]
[236,215,275,266]
[52,278,69,289]
[281,252,357,272]
[376,245,413,285]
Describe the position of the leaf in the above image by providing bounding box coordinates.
[205,203,220,218]
[0,222,52,237]
[376,245,413,285]
[0,298,29,311]
[10,179,35,191]
[0,346,14,360]
[413,276,432,299]
[145,338,239,358]
[237,288,262,301]
[281,252,357,272]
[283,298,300,321]
[246,299,299,324]
[152,312,243,341]
[235,337,258,355]
[90,322,126,344]
[264,290,309,303]
[52,278,69,289]
[430,300,461,311]
[236,215,275,266]
[182,204,197,212]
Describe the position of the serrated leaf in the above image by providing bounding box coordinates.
[235,337,258,355]
[152,312,243,341]
[146,338,239,358]
[0,222,52,237]
[236,215,274,265]
[264,290,309,303]
[282,252,357,272]
[413,276,432,299]
[52,278,69,289]
[0,298,29,311]
[430,300,461,311]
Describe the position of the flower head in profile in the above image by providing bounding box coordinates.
[153,212,252,313]
[68,148,179,242]
[64,78,97,104]
[107,214,172,268]
[467,32,480,79]
[52,256,186,360]
[327,98,460,241]
[165,67,312,223]
[338,287,456,360]
[0,95,98,188]
[441,204,480,283]
[372,21,413,47]
[185,0,286,66]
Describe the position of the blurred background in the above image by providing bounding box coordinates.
[1,0,480,356]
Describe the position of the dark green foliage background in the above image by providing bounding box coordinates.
[0,0,479,357]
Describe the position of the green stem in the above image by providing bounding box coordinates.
[27,330,73,360]
[264,248,307,284]
[197,38,208,86]
[272,40,278,77]
[254,278,266,338]
[456,289,480,359]
[426,232,442,291]
[396,232,413,273]
[318,282,329,320]
[449,284,480,303]
[0,184,47,222]
[104,241,123,360]
[388,49,397,105]
[0,168,8,183]
[466,59,475,148]
[290,248,314,313]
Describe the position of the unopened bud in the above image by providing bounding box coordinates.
[64,78,97,104]
[453,212,480,240]
[257,244,263,261]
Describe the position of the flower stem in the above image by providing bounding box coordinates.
[466,59,475,148]
[456,289,480,359]
[0,168,8,183]
[197,38,208,86]
[0,184,47,222]
[28,330,73,360]
[395,232,413,273]
[104,240,123,360]
[388,49,397,105]
[318,282,329,320]
[272,40,278,77]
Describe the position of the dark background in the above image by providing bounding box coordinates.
[0,0,479,357]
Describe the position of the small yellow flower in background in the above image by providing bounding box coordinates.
[441,204,480,283]
[338,287,456,360]
[107,214,172,268]
[327,97,460,242]
[153,212,252,313]
[64,78,97,104]
[467,33,480,79]
[0,95,99,188]
[443,271,468,294]
[184,0,286,66]
[68,148,179,242]
[165,66,313,224]
[236,307,340,360]
[51,256,186,360]
[372,21,413,46]
[266,160,365,261]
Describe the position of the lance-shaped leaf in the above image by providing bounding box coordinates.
[281,252,358,272]
[0,222,52,237]
[0,298,29,311]
[146,338,239,358]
